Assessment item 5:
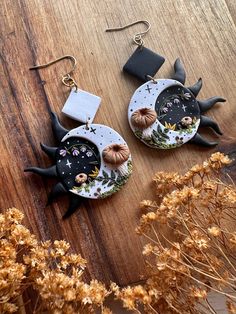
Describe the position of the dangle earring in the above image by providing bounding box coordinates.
[106,21,225,149]
[25,55,132,218]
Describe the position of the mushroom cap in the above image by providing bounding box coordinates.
[131,108,157,129]
[102,143,130,166]
[181,116,193,126]
[75,173,88,184]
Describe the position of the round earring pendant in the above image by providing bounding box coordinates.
[59,124,132,199]
[128,79,201,149]
[25,112,133,218]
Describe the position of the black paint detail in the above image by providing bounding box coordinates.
[198,97,226,112]
[90,127,96,134]
[24,165,58,177]
[56,137,101,190]
[40,143,57,159]
[123,46,165,82]
[200,116,223,135]
[63,194,83,219]
[171,58,186,84]
[190,133,218,147]
[25,112,102,219]
[50,111,68,142]
[188,78,202,97]
[155,85,200,128]
[47,182,67,205]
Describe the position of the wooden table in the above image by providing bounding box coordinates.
[1,0,236,294]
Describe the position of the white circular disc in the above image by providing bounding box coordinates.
[61,124,132,199]
[128,79,200,149]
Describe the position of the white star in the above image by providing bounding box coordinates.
[182,104,187,112]
[66,159,72,168]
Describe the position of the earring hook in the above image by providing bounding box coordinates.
[29,55,78,90]
[106,20,151,47]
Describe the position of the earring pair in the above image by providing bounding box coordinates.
[25,19,225,218]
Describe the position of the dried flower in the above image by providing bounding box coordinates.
[208,226,221,237]
[227,300,236,313]
[0,208,109,313]
[1,152,235,314]
[128,153,236,314]
[189,286,207,299]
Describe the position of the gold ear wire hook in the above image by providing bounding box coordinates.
[29,55,78,90]
[106,20,151,47]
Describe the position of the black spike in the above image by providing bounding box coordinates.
[50,111,68,142]
[198,97,226,113]
[47,182,67,205]
[200,116,223,135]
[24,165,57,177]
[171,58,186,84]
[63,194,83,219]
[188,78,202,97]
[40,143,57,159]
[190,133,218,147]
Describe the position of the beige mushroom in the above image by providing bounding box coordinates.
[131,108,157,129]
[181,116,193,127]
[102,143,130,166]
[75,173,88,184]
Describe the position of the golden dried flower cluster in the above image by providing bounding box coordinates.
[1,152,236,313]
[115,152,236,313]
[0,208,110,313]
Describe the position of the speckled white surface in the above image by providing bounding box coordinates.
[62,124,132,199]
[128,79,200,148]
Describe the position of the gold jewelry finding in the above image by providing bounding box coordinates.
[29,55,78,90]
[106,20,151,47]
[146,75,157,84]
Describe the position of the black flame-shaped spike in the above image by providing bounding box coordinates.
[40,143,57,159]
[188,78,202,97]
[50,111,69,142]
[171,58,186,85]
[63,194,83,219]
[24,165,57,177]
[200,116,222,135]
[198,97,226,113]
[47,182,67,205]
[190,133,218,147]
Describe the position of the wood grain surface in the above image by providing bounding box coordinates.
[1,0,236,296]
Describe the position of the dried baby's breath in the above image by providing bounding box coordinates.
[0,208,109,313]
[117,152,236,313]
[1,153,236,313]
